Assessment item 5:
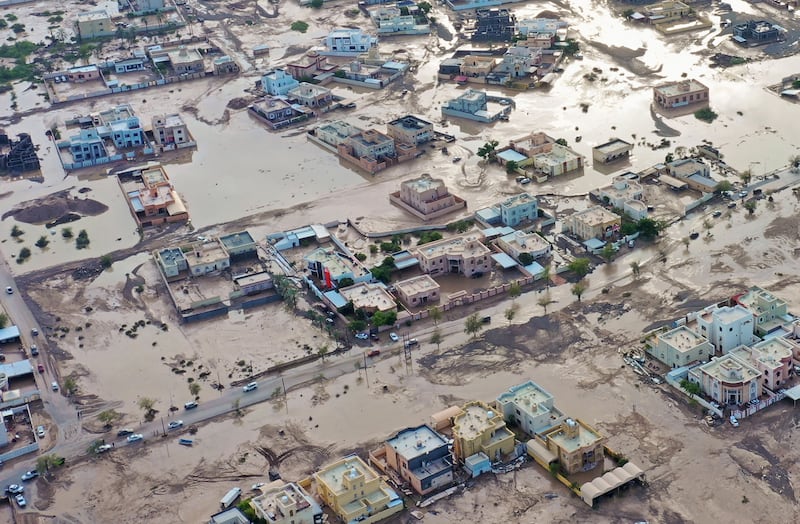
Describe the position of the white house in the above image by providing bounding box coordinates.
[323,29,379,56]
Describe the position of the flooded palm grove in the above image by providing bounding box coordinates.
[2,0,800,522]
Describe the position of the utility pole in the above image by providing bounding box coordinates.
[281,376,288,415]
[363,353,369,387]
[160,416,166,436]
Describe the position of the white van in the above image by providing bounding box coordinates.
[220,487,242,509]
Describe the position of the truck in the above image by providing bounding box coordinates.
[220,487,242,509]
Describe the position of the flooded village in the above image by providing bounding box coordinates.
[1,0,800,522]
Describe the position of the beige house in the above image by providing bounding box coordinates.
[460,55,497,77]
[393,275,440,308]
[592,139,633,164]
[151,114,195,150]
[688,353,762,405]
[508,132,555,162]
[77,9,114,39]
[541,419,606,475]
[735,286,789,336]
[389,174,466,221]
[532,144,584,177]
[451,401,516,462]
[250,480,323,524]
[653,79,709,109]
[288,83,333,109]
[647,325,713,369]
[313,456,404,524]
[413,234,492,277]
[167,46,205,74]
[496,230,551,262]
[563,206,621,241]
[338,282,396,313]
[186,238,230,276]
[386,115,434,146]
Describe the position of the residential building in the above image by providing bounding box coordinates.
[386,115,434,146]
[413,234,492,277]
[234,272,273,296]
[250,98,314,130]
[694,305,755,354]
[563,206,621,241]
[472,9,517,42]
[124,165,189,227]
[314,121,359,148]
[167,46,205,74]
[127,0,166,13]
[151,114,195,150]
[77,9,113,39]
[288,83,333,109]
[688,353,762,405]
[451,401,516,462]
[213,56,240,75]
[113,58,148,73]
[541,419,606,475]
[494,46,541,81]
[459,55,497,78]
[305,247,372,286]
[438,57,464,76]
[66,129,108,163]
[0,133,40,173]
[338,282,396,313]
[642,1,691,23]
[208,507,251,524]
[262,69,300,96]
[648,325,714,369]
[496,381,566,437]
[155,247,189,278]
[323,29,379,56]
[345,128,396,160]
[250,480,323,524]
[371,6,430,35]
[497,230,551,262]
[498,193,538,227]
[522,32,555,49]
[505,132,555,165]
[313,455,404,524]
[219,231,257,259]
[653,79,709,109]
[745,338,794,390]
[594,176,648,220]
[185,238,230,276]
[372,425,454,495]
[733,20,781,45]
[393,275,440,308]
[531,144,584,177]
[94,104,147,150]
[441,89,511,123]
[735,286,789,337]
[286,53,337,80]
[592,139,633,164]
[389,174,466,221]
[666,158,717,192]
[516,18,566,36]
[65,64,102,83]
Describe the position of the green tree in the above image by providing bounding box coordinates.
[61,227,73,238]
[739,169,752,185]
[540,264,551,288]
[317,344,329,362]
[428,305,442,325]
[679,378,701,398]
[567,257,591,279]
[505,160,519,174]
[629,261,641,278]
[555,138,568,147]
[372,310,397,327]
[189,381,201,398]
[537,293,554,314]
[36,454,64,476]
[348,319,367,332]
[100,255,112,268]
[636,217,666,240]
[418,1,432,13]
[430,329,442,351]
[97,409,120,427]
[464,313,483,339]
[518,252,534,266]
[10,224,23,237]
[338,277,354,288]
[508,282,522,300]
[35,235,49,248]
[64,376,78,395]
[477,140,499,162]
[138,397,157,421]
[0,313,7,329]
[273,275,298,311]
[571,281,587,302]
[744,200,757,215]
[504,304,518,324]
[76,229,90,249]
[790,154,800,169]
[715,180,734,193]
[600,243,616,262]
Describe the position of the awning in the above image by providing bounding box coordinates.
[492,253,518,269]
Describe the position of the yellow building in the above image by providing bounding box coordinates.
[451,401,516,462]
[77,9,114,40]
[542,418,606,475]
[563,206,621,241]
[313,455,404,524]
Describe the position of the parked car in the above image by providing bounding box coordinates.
[712,210,722,218]
[628,240,635,248]
[31,328,38,337]
[30,345,38,356]
[126,433,144,443]
[184,400,198,410]
[354,333,369,340]
[727,202,737,209]
[168,420,184,430]
[729,415,739,428]
[370,333,379,341]
[367,350,381,358]
[15,494,26,507]
[36,425,45,438]
[117,429,134,437]
[21,470,38,481]
[404,338,419,348]
[389,333,399,342]
[243,382,258,392]
[37,364,44,373]
[482,316,492,324]
[6,484,23,494]
[738,190,748,198]
[96,444,113,454]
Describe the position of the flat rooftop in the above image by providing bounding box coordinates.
[387,425,448,459]
[186,240,228,266]
[403,175,447,193]
[546,419,603,453]
[141,167,169,187]
[655,79,708,97]
[702,305,753,325]
[751,337,794,361]
[569,206,619,227]
[499,193,537,208]
[390,115,432,130]
[156,114,185,128]
[700,354,761,383]
[415,234,490,259]
[660,325,707,352]
[452,402,505,441]
[498,231,549,252]
[394,274,439,295]
[220,231,255,250]
[316,456,378,495]
[339,282,396,312]
[534,145,582,166]
[158,247,187,267]
[594,139,633,155]
[497,380,554,409]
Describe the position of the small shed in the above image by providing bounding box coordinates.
[464,452,492,478]
[430,405,464,431]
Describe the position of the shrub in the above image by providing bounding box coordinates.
[61,227,73,238]
[290,21,309,33]
[75,229,90,249]
[100,255,112,268]
[694,108,718,123]
[35,235,49,248]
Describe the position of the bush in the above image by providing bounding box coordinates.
[16,247,31,264]
[290,21,309,33]
[10,225,23,237]
[354,253,367,262]
[61,227,73,238]
[75,229,90,249]
[694,108,718,123]
[417,231,443,245]
[35,235,49,248]
[100,255,112,268]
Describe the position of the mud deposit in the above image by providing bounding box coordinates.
[3,189,109,225]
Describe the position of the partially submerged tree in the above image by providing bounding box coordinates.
[464,313,483,339]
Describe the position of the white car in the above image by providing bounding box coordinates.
[126,433,144,443]
[389,333,399,342]
[96,444,113,454]
[168,420,184,430]
[729,416,739,428]
[243,382,258,392]
[354,333,369,340]
[36,425,45,438]
[15,494,26,507]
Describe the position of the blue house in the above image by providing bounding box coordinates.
[68,129,108,162]
[379,425,454,495]
[499,192,538,227]
[262,68,300,96]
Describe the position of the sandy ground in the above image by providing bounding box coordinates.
[2,0,800,522]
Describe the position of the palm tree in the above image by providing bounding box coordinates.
[540,265,551,288]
